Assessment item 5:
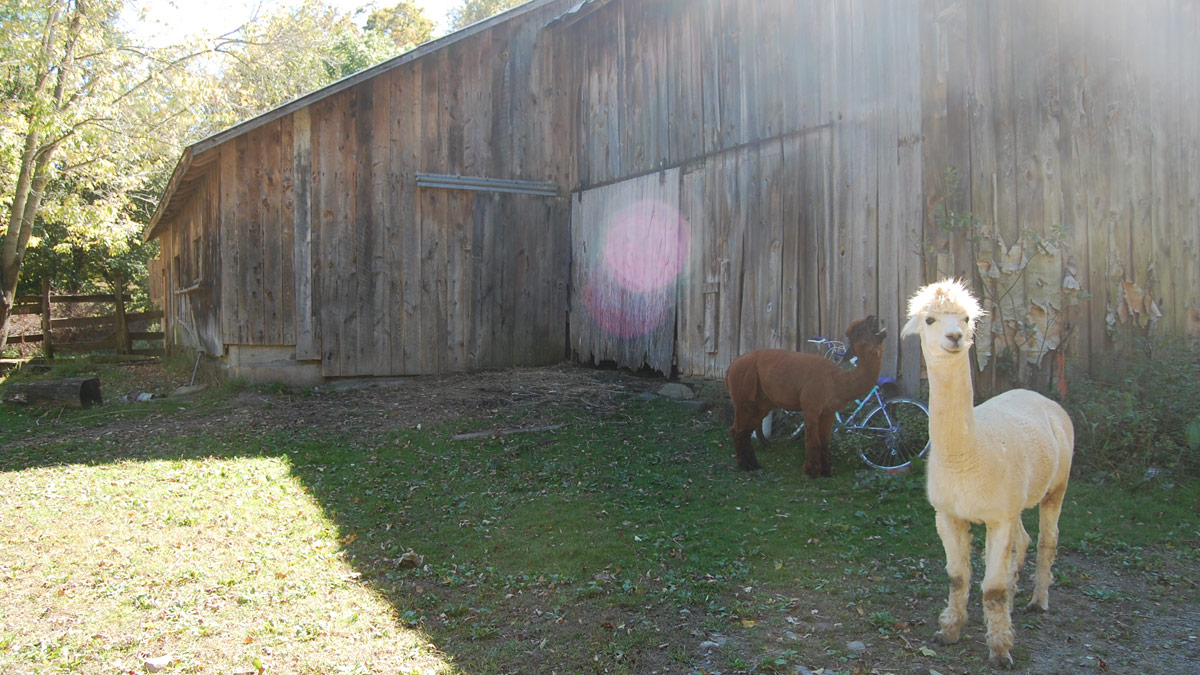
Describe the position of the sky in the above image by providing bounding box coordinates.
[123,0,460,47]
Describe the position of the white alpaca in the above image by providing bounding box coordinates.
[902,279,1073,668]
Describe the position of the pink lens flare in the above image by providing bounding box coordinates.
[601,200,691,293]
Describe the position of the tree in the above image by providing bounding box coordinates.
[1,0,418,351]
[448,0,524,31]
[1,0,206,349]
[365,1,436,52]
[212,0,401,124]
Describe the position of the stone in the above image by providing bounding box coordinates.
[656,383,695,400]
[144,655,172,672]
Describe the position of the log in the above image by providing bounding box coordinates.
[3,377,103,408]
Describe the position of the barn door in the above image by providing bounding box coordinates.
[569,169,685,374]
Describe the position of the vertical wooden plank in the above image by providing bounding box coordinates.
[370,74,392,375]
[471,193,499,368]
[279,114,296,347]
[875,0,902,380]
[464,30,492,177]
[386,67,407,373]
[735,147,759,353]
[843,0,875,322]
[248,129,267,344]
[316,97,336,375]
[1174,0,1200,338]
[40,277,53,358]
[715,149,742,366]
[895,3,924,392]
[400,62,425,373]
[779,135,802,352]
[699,0,722,155]
[292,107,316,360]
[236,133,261,345]
[1056,0,1094,369]
[512,195,536,366]
[324,92,353,376]
[1080,4,1112,366]
[219,142,239,345]
[261,120,283,345]
[676,163,705,376]
[761,140,785,349]
[942,1,972,283]
[443,190,472,371]
[352,80,377,376]
[419,189,446,374]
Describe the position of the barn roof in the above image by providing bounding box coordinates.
[144,0,565,242]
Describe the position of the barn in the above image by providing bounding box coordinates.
[147,0,1200,388]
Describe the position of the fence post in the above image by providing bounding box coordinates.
[113,274,131,354]
[41,277,54,359]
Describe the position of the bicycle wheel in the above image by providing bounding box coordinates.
[751,409,806,443]
[855,397,930,470]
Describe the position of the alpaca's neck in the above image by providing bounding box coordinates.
[833,350,882,404]
[926,355,978,468]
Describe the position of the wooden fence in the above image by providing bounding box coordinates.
[9,279,164,357]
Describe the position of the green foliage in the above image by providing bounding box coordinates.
[365,1,436,51]
[1064,339,1200,482]
[2,0,433,331]
[212,1,401,124]
[448,0,524,30]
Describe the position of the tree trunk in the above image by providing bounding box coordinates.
[0,290,12,354]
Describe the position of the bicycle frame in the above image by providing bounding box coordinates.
[831,384,887,430]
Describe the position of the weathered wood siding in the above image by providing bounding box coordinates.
[561,0,924,382]
[155,0,571,378]
[160,165,223,356]
[560,0,1200,389]
[921,0,1200,387]
[152,0,1200,387]
[293,8,570,377]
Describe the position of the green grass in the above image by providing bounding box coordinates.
[1,360,1198,673]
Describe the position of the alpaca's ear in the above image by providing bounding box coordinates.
[901,313,922,337]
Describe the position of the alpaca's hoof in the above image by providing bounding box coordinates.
[737,460,762,471]
[932,629,959,645]
[1024,600,1048,613]
[988,652,1015,669]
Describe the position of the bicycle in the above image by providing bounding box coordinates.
[755,337,931,471]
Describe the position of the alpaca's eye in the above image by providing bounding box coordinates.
[925,317,935,325]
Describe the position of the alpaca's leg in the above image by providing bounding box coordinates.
[982,519,1017,668]
[730,427,761,471]
[817,413,835,477]
[1028,481,1067,612]
[933,512,971,645]
[1007,518,1032,612]
[802,411,824,478]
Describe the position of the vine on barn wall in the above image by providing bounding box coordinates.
[914,167,1089,391]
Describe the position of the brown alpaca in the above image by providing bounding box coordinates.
[725,316,887,475]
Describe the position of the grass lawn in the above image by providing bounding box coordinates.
[1,360,1197,674]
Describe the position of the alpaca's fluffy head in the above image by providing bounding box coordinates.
[843,315,887,362]
[901,279,984,358]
